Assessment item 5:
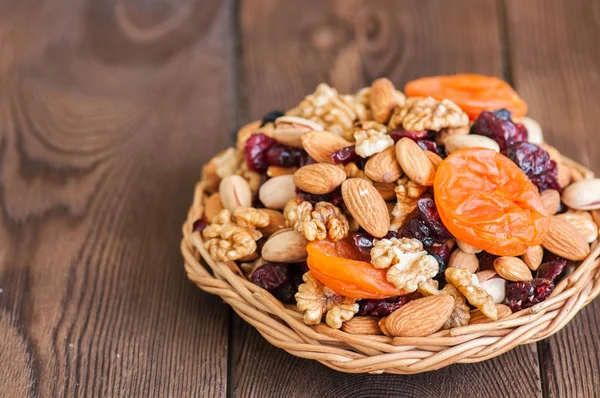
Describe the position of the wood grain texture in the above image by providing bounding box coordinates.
[0,0,233,396]
[505,1,600,397]
[233,1,542,397]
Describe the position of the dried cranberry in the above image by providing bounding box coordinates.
[426,240,452,263]
[296,187,343,206]
[536,254,567,282]
[192,217,209,233]
[430,253,447,287]
[250,263,289,291]
[351,231,400,255]
[330,187,344,206]
[265,144,306,167]
[271,281,296,303]
[358,296,407,316]
[506,278,554,312]
[299,153,317,167]
[330,145,360,164]
[245,133,276,172]
[417,140,438,153]
[506,142,561,192]
[389,129,429,142]
[260,110,285,126]
[471,110,528,153]
[477,251,499,271]
[401,198,452,247]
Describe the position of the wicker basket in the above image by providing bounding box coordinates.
[181,157,600,374]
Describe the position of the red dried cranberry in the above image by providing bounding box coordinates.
[352,231,400,254]
[296,187,343,206]
[299,153,317,167]
[330,145,360,164]
[506,278,554,312]
[245,133,276,172]
[271,281,296,303]
[358,296,407,316]
[417,140,438,153]
[471,110,528,153]
[265,144,306,167]
[389,129,429,142]
[401,198,451,247]
[426,240,452,263]
[250,263,289,291]
[477,251,499,271]
[536,254,567,282]
[260,110,284,127]
[192,217,209,233]
[506,142,561,192]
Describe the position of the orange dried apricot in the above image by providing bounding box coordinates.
[306,239,403,299]
[434,148,549,256]
[405,74,528,120]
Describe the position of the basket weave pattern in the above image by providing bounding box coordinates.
[181,159,600,374]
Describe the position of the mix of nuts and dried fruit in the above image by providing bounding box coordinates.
[194,74,600,338]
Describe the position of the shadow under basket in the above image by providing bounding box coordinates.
[181,157,600,374]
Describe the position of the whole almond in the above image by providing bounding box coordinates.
[542,216,591,261]
[448,249,480,273]
[364,147,403,183]
[293,164,346,194]
[301,132,351,163]
[379,317,392,337]
[494,257,533,282]
[341,316,383,335]
[267,165,297,177]
[258,175,296,210]
[373,182,397,201]
[425,150,443,170]
[555,210,599,243]
[342,178,390,237]
[385,294,454,337]
[476,270,497,284]
[561,179,600,210]
[395,138,435,186]
[258,209,286,237]
[444,134,500,155]
[522,245,544,271]
[469,304,511,325]
[480,277,507,304]
[540,189,561,215]
[261,229,308,263]
[219,175,252,211]
[369,78,397,123]
[272,116,323,147]
[205,192,224,222]
[456,239,482,254]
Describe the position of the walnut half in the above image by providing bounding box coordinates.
[202,209,263,262]
[290,201,350,241]
[445,267,498,321]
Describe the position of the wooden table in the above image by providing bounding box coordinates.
[1,0,598,397]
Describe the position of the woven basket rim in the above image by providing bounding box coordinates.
[181,156,600,374]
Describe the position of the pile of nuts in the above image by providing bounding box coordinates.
[194,79,600,338]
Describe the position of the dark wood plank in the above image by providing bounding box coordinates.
[505,1,600,396]
[233,1,542,396]
[0,0,233,396]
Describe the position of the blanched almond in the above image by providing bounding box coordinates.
[342,178,390,238]
[542,216,591,261]
[522,245,544,271]
[480,278,507,304]
[342,316,383,335]
[301,132,351,163]
[293,164,346,194]
[444,134,500,154]
[261,229,308,263]
[385,294,454,337]
[258,175,296,210]
[395,138,435,186]
[522,117,544,144]
[540,189,561,215]
[494,257,533,282]
[448,249,479,273]
[561,179,600,210]
[219,175,252,211]
[364,147,402,183]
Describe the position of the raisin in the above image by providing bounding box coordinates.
[330,145,360,165]
[471,109,527,153]
[351,231,400,255]
[250,262,289,291]
[426,240,452,263]
[265,144,306,167]
[506,142,561,192]
[477,251,499,271]
[535,253,567,282]
[358,296,407,316]
[260,110,284,127]
[296,187,343,206]
[506,278,554,312]
[273,262,309,303]
[389,129,429,142]
[245,133,276,172]
[401,198,452,247]
[430,253,447,287]
[192,217,209,233]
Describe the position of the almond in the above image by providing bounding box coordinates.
[364,147,403,183]
[258,175,296,210]
[258,209,286,237]
[395,138,435,186]
[444,134,500,154]
[542,216,591,261]
[522,245,544,271]
[272,116,323,148]
[448,249,479,273]
[424,150,443,170]
[373,182,397,201]
[469,304,511,325]
[555,210,599,243]
[267,165,297,177]
[205,193,224,222]
[369,78,397,123]
[293,164,346,194]
[540,189,561,215]
[561,179,600,210]
[476,270,497,284]
[301,131,351,163]
[379,317,391,337]
[219,175,252,211]
[456,239,482,254]
[479,277,507,304]
[341,316,383,335]
[385,294,454,337]
[341,178,390,238]
[261,229,308,263]
[493,257,533,282]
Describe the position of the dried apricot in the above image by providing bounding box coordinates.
[405,74,528,120]
[306,239,403,299]
[434,148,550,256]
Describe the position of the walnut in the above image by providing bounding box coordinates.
[445,267,498,321]
[236,162,262,192]
[292,201,350,241]
[441,284,471,329]
[372,238,439,293]
[390,177,427,231]
[353,121,394,158]
[233,207,270,228]
[283,198,301,228]
[389,97,469,132]
[202,147,242,192]
[296,272,358,328]
[286,83,367,135]
[202,209,262,262]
